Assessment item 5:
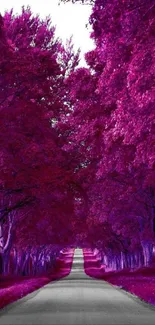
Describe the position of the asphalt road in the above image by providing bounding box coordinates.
[0,248,155,325]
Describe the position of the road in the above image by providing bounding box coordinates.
[0,248,155,324]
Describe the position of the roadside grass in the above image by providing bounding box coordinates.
[83,250,155,306]
[0,249,74,309]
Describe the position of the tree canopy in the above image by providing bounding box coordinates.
[0,1,155,273]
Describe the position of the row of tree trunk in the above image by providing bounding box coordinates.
[0,245,61,276]
[94,241,153,272]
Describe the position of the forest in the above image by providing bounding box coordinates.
[0,0,154,282]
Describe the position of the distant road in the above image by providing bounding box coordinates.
[0,248,155,325]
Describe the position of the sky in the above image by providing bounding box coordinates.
[0,0,95,66]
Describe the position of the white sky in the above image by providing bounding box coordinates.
[0,0,95,66]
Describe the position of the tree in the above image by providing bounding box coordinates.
[57,0,155,269]
[0,7,79,274]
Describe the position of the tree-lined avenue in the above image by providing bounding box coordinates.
[0,249,155,325]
